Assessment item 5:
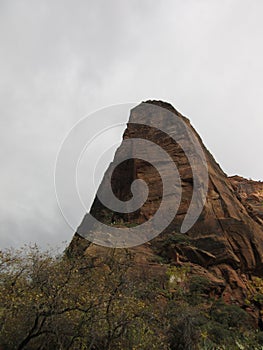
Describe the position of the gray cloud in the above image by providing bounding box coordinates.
[0,0,262,249]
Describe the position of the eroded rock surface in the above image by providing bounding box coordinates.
[229,175,263,226]
[69,100,263,322]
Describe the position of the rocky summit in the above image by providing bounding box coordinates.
[69,100,263,325]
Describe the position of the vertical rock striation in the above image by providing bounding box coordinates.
[68,100,263,316]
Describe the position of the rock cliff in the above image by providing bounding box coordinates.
[69,100,263,324]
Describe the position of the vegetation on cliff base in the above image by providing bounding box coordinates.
[0,246,263,350]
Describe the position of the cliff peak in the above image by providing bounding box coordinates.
[69,101,263,325]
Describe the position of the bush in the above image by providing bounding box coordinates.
[210,301,250,329]
[188,275,211,305]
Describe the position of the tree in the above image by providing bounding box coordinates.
[0,246,165,349]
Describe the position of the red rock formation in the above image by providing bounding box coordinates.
[69,100,263,322]
[229,175,263,226]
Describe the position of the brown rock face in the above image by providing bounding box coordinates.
[69,100,263,314]
[229,175,263,226]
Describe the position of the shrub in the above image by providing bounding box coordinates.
[210,301,250,329]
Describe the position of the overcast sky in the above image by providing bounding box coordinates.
[1,0,262,250]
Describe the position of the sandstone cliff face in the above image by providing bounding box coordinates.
[69,101,263,321]
[229,175,263,226]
